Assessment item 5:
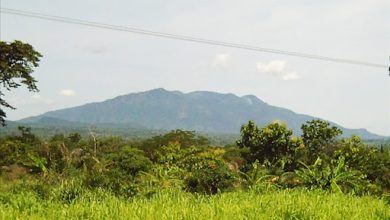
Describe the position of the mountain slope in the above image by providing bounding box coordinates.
[20,88,383,139]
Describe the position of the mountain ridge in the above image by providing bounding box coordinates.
[20,88,384,139]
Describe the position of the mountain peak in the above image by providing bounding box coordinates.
[148,88,168,93]
[137,88,183,96]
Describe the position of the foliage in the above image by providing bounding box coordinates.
[108,146,152,176]
[237,121,304,170]
[1,119,390,207]
[301,119,342,162]
[23,153,48,175]
[136,164,184,193]
[155,143,236,194]
[295,157,367,194]
[184,157,235,194]
[139,129,209,161]
[0,40,42,125]
[334,136,377,172]
[83,146,151,197]
[0,140,29,166]
[239,160,272,188]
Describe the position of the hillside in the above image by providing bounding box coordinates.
[20,88,383,139]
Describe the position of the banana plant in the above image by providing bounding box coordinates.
[295,157,366,194]
[23,153,48,176]
[239,161,275,188]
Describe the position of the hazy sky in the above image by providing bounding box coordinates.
[1,0,390,135]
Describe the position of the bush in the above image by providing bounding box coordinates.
[184,158,235,194]
[135,165,185,194]
[109,146,152,176]
[83,146,151,197]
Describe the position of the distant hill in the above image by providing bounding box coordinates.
[19,88,384,139]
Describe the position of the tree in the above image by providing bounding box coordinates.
[67,133,82,144]
[237,121,303,170]
[301,119,342,162]
[0,40,42,125]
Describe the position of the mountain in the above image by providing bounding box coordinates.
[20,88,384,139]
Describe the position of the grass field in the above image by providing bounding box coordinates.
[0,185,389,220]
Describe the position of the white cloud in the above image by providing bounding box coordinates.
[60,89,76,96]
[212,53,230,67]
[257,60,301,80]
[282,72,301,81]
[257,60,286,74]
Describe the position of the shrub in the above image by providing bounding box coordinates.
[109,146,152,176]
[184,157,235,194]
[83,146,151,197]
[139,130,210,161]
[135,165,185,196]
[0,140,29,167]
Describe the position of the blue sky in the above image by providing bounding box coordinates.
[1,0,390,135]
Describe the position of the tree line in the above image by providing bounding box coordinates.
[0,119,389,198]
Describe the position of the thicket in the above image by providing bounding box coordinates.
[0,119,390,199]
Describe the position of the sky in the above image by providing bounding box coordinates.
[1,0,390,135]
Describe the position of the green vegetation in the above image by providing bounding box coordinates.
[0,121,238,146]
[0,185,389,219]
[0,119,390,219]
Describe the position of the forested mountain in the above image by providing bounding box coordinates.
[20,88,383,139]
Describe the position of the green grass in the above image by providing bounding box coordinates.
[0,186,389,220]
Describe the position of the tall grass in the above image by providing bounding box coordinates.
[0,184,389,220]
